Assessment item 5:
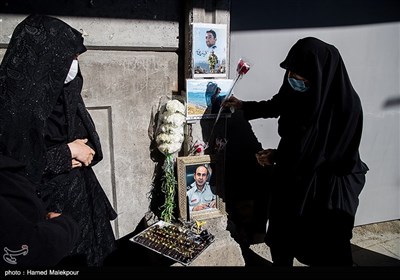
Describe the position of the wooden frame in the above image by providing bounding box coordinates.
[177,155,226,221]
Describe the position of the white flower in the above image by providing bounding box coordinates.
[158,142,182,154]
[156,99,185,156]
[165,99,185,115]
[159,123,184,135]
[156,133,170,144]
[162,112,185,127]
[155,99,186,223]
[156,132,184,145]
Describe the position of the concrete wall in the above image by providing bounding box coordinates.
[0,6,180,238]
[229,1,400,226]
[0,0,233,239]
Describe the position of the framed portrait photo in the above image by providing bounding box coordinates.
[186,79,234,120]
[192,23,227,78]
[177,155,226,221]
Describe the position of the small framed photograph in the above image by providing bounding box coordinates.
[186,79,233,120]
[192,23,227,78]
[177,155,226,221]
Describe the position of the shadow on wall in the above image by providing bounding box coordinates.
[5,0,399,30]
[0,0,184,21]
[223,110,273,246]
[383,96,400,108]
[231,0,400,31]
[199,109,273,247]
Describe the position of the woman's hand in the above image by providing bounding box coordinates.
[46,212,61,219]
[256,149,276,167]
[67,138,95,167]
[193,203,209,211]
[222,96,243,110]
[71,159,82,168]
[209,200,217,208]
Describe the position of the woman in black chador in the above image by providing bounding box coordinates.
[0,14,117,266]
[224,37,369,266]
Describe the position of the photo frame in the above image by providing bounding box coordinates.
[177,155,226,221]
[192,23,227,78]
[186,79,234,120]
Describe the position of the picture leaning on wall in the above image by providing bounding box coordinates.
[177,155,226,221]
[186,79,234,120]
[192,23,227,78]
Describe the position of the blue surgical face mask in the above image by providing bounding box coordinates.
[288,77,309,92]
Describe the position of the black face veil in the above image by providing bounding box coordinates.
[0,14,86,182]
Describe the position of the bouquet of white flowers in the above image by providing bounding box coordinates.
[155,99,185,222]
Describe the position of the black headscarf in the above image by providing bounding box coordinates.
[0,14,86,183]
[277,37,367,214]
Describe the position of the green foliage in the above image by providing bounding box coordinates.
[160,154,176,223]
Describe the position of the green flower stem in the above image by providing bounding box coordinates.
[160,154,176,223]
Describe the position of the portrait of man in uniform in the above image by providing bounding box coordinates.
[186,164,216,212]
[192,23,227,78]
[177,156,226,221]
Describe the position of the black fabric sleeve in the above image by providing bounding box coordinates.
[241,94,282,121]
[76,102,103,166]
[44,144,72,175]
[0,196,79,268]
[0,159,79,268]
